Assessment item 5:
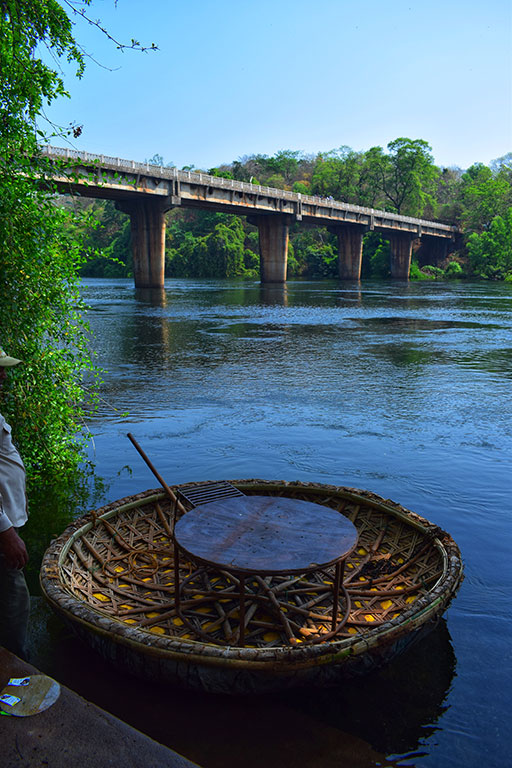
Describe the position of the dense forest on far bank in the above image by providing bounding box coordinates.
[74,139,512,281]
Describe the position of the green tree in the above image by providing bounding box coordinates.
[288,227,337,277]
[309,141,439,215]
[311,147,365,202]
[358,146,386,208]
[459,163,512,233]
[292,180,310,194]
[266,150,301,186]
[166,213,258,278]
[435,167,463,222]
[379,138,439,216]
[0,1,97,483]
[0,1,154,483]
[265,173,286,189]
[489,152,512,181]
[208,166,234,180]
[79,200,132,276]
[231,158,254,183]
[467,208,512,279]
[231,151,305,190]
[204,219,250,277]
[361,233,391,279]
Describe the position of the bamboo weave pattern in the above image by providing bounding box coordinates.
[58,484,445,648]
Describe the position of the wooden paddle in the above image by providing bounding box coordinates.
[126,432,187,534]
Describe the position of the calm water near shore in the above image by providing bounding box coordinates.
[27,278,511,768]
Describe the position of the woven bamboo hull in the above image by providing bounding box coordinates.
[40,480,463,694]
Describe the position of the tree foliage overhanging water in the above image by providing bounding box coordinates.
[0,1,156,488]
[0,1,101,485]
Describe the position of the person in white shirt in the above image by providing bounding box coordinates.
[0,347,30,658]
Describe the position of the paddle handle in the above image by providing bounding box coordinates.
[126,433,187,530]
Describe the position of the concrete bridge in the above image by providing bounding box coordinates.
[42,146,458,289]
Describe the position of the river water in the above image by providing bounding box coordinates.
[28,278,511,768]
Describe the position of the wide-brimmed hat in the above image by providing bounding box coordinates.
[0,347,22,367]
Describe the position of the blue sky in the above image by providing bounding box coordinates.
[42,0,512,170]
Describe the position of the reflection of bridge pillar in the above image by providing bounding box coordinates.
[117,198,168,288]
[135,287,167,307]
[130,287,172,369]
[333,225,366,280]
[259,284,288,306]
[388,232,414,279]
[250,214,289,283]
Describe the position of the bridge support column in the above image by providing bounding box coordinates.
[333,225,366,280]
[250,215,289,283]
[388,232,414,279]
[117,198,168,289]
[416,235,450,267]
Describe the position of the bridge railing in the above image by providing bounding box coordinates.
[42,146,456,233]
[42,145,304,203]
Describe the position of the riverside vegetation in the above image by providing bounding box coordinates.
[0,0,155,489]
[77,143,512,282]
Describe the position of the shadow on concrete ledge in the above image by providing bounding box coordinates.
[0,647,200,768]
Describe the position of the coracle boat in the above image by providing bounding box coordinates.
[40,480,463,693]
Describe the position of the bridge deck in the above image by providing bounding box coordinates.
[42,146,457,239]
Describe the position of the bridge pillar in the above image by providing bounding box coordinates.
[116,198,168,288]
[250,215,289,283]
[332,225,366,280]
[388,232,414,279]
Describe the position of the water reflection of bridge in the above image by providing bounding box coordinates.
[44,146,458,289]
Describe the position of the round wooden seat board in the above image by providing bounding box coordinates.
[174,495,358,574]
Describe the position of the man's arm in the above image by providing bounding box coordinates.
[0,526,29,570]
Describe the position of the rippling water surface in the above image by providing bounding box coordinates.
[31,278,512,768]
